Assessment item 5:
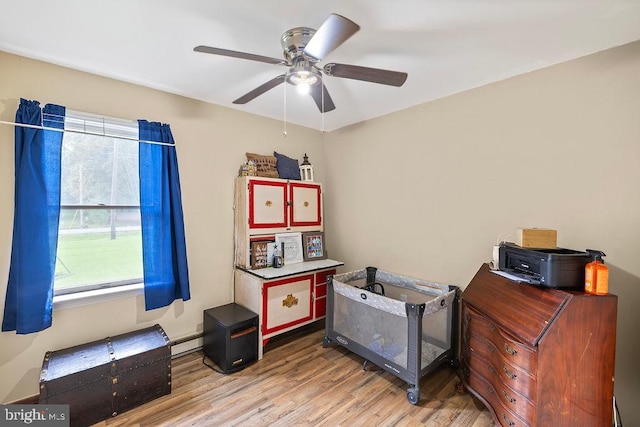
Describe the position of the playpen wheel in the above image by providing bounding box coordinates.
[406,388,419,405]
[450,357,460,369]
[322,337,331,348]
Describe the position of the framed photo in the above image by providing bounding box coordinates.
[251,241,270,269]
[275,232,304,265]
[302,232,327,261]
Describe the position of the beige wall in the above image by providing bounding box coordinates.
[323,40,640,425]
[0,51,324,402]
[1,39,639,424]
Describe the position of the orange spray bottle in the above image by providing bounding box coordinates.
[585,250,608,295]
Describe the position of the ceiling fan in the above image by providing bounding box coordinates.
[194,13,408,113]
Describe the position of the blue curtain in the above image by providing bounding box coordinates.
[138,120,190,310]
[2,99,65,334]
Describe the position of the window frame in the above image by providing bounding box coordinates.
[54,110,143,297]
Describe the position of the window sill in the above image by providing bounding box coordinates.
[53,283,144,310]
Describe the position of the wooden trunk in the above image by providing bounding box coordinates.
[39,324,171,426]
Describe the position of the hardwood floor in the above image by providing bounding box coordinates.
[98,325,494,426]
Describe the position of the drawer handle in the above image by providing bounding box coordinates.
[503,366,517,380]
[504,343,518,356]
[489,323,496,332]
[487,364,496,374]
[503,389,516,403]
[230,326,257,339]
[487,343,495,353]
[501,413,515,426]
[487,385,495,395]
[265,200,273,207]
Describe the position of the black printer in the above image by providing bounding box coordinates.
[498,243,591,289]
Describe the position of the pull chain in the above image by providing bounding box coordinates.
[321,79,325,133]
[283,78,287,137]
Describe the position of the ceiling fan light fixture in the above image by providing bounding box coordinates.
[295,81,312,95]
[288,70,319,87]
[286,64,321,96]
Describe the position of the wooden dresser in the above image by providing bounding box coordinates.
[460,264,617,427]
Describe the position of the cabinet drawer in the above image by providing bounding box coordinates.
[315,269,336,286]
[315,296,326,318]
[465,368,532,427]
[464,351,535,421]
[315,283,327,298]
[465,333,537,399]
[464,306,537,371]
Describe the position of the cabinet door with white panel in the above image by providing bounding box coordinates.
[248,179,288,229]
[288,181,322,228]
[262,274,314,336]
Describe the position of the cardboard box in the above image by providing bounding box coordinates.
[515,228,557,249]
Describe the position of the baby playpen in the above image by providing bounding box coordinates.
[323,266,459,404]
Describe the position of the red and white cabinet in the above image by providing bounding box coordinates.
[234,264,338,359]
[233,176,342,358]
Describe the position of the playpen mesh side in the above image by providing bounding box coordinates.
[331,279,455,370]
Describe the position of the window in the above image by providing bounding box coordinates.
[54,111,143,295]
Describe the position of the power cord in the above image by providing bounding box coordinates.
[613,395,623,427]
[495,233,513,245]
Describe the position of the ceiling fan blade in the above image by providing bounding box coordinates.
[233,75,286,104]
[323,63,408,87]
[309,83,336,113]
[303,14,360,61]
[194,45,286,65]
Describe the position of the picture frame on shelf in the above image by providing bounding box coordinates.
[250,241,269,269]
[302,231,327,261]
[275,232,304,265]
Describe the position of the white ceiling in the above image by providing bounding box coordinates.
[1,1,640,132]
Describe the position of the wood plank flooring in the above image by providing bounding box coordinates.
[98,325,495,426]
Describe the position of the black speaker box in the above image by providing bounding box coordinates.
[203,303,258,373]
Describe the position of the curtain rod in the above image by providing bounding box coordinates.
[0,120,176,147]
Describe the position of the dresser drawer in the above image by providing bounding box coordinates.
[464,351,535,421]
[465,333,537,399]
[465,368,532,427]
[464,305,537,371]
